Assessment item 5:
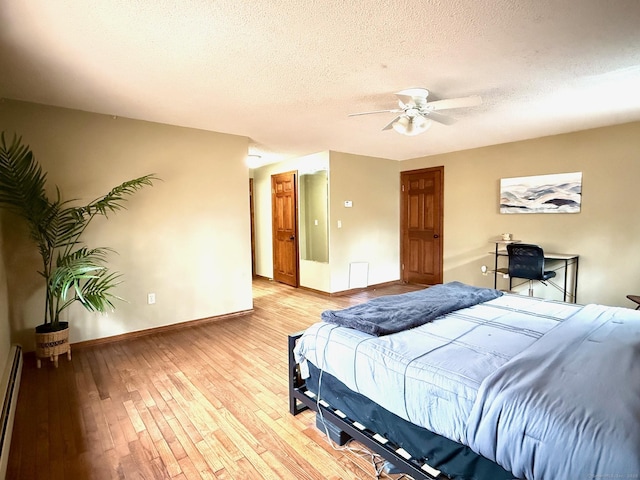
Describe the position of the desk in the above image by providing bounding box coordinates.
[491,242,579,303]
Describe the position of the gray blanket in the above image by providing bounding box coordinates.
[321,281,503,335]
[465,303,640,480]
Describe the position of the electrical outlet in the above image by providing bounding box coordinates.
[147,293,156,305]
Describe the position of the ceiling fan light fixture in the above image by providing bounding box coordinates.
[392,114,431,136]
[349,87,480,133]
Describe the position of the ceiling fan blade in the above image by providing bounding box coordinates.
[348,109,402,117]
[395,94,415,107]
[382,116,402,130]
[423,110,456,125]
[428,95,482,111]
[396,95,429,110]
[396,88,429,106]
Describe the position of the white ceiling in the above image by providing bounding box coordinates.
[1,1,640,164]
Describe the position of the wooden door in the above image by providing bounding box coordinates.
[271,171,299,287]
[400,167,444,285]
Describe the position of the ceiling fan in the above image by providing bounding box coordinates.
[348,88,482,136]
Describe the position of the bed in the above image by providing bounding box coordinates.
[288,282,640,480]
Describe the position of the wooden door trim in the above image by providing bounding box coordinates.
[249,178,256,278]
[400,166,444,285]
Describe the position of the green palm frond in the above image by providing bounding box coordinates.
[0,132,156,327]
[50,247,123,317]
[50,248,106,295]
[80,174,158,218]
[75,270,124,313]
[48,202,89,249]
[0,133,48,223]
[33,196,82,258]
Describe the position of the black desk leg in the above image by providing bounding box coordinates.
[573,258,579,303]
[493,244,499,289]
[563,259,568,302]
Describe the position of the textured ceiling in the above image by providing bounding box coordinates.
[1,1,640,164]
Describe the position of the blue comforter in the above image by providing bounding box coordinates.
[465,304,640,480]
[321,281,503,335]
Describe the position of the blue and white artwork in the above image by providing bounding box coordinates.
[500,172,582,214]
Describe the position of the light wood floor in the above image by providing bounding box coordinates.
[7,278,421,480]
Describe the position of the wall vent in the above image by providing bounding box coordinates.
[349,262,369,289]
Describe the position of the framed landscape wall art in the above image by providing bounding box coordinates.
[500,172,582,214]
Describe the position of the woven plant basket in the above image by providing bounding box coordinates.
[35,322,71,368]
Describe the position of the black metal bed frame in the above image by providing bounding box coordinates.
[288,331,444,480]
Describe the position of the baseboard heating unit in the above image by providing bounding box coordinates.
[0,345,23,479]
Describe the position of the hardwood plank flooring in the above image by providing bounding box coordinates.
[7,278,422,479]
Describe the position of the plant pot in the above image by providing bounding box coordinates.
[35,322,71,368]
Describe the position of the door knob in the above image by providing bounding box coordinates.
[289,235,295,240]
[433,234,440,238]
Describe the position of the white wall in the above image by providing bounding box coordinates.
[0,100,253,349]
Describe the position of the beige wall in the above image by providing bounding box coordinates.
[0,100,253,350]
[253,152,332,291]
[4,100,635,353]
[401,122,640,307]
[253,150,400,293]
[328,151,400,292]
[0,217,11,374]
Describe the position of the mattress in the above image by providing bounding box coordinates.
[295,294,581,443]
[294,292,640,480]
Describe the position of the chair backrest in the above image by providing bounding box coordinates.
[507,243,546,281]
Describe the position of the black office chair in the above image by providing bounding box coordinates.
[626,295,640,310]
[507,243,556,297]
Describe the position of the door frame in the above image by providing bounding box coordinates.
[249,178,256,278]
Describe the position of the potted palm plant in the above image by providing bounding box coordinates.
[0,132,157,367]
